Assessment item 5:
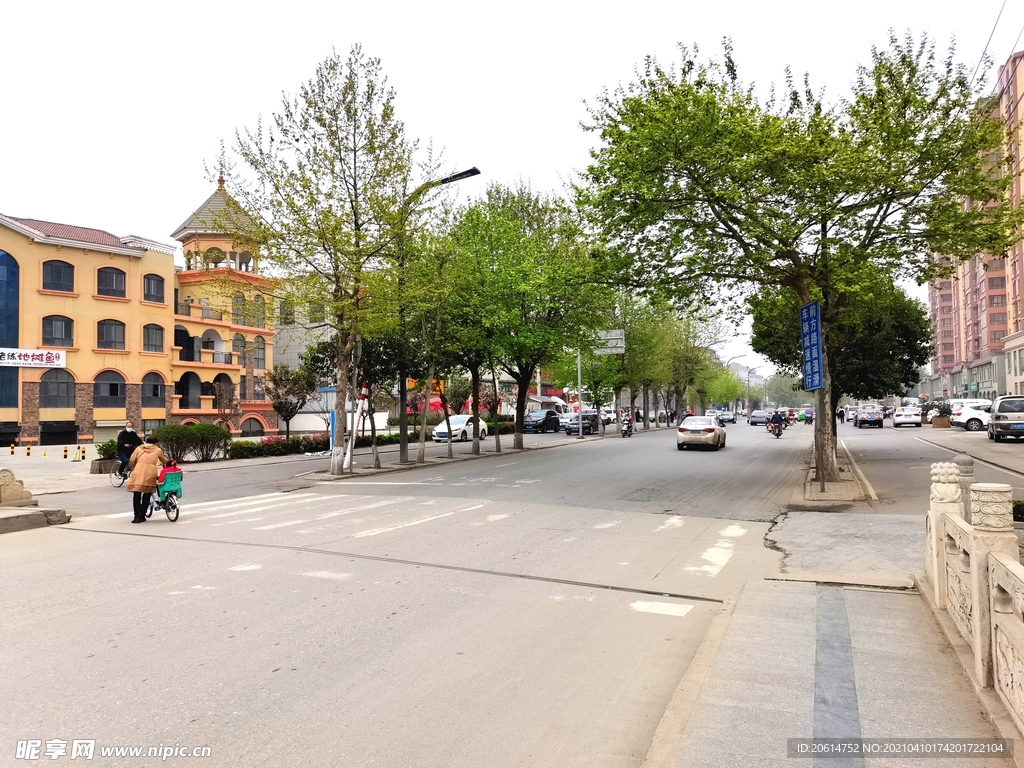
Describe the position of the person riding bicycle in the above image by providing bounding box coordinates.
[116,421,142,478]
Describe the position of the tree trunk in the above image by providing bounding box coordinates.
[642,386,649,431]
[417,364,434,464]
[489,362,502,453]
[440,391,453,460]
[652,390,659,429]
[329,338,352,476]
[284,419,291,440]
[470,366,481,455]
[814,344,841,482]
[512,366,534,450]
[368,396,381,469]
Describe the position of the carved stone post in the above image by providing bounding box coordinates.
[954,452,975,522]
[927,462,961,608]
[970,482,1019,687]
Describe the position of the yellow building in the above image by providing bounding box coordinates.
[0,179,278,445]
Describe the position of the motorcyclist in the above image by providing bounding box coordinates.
[769,410,784,435]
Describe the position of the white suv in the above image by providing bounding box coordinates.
[952,404,991,432]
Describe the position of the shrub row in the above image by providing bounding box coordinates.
[228,433,330,460]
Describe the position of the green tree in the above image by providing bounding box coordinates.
[581,34,1022,479]
[751,282,933,425]
[263,364,317,440]
[224,45,418,475]
[763,375,805,409]
[453,183,612,448]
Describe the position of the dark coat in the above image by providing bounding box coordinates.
[117,429,142,457]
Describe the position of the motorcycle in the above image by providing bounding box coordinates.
[621,419,633,438]
[805,414,814,426]
[772,423,783,438]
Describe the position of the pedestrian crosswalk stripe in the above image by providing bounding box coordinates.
[353,511,455,538]
[182,492,319,513]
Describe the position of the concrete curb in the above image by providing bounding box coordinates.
[307,432,619,481]
[0,507,71,535]
[640,585,743,768]
[915,572,1024,768]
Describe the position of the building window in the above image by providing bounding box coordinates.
[42,260,74,292]
[940,294,952,302]
[940,306,952,315]
[93,371,126,408]
[940,281,951,291]
[143,274,165,303]
[233,294,246,325]
[0,251,19,408]
[308,303,325,323]
[97,267,126,297]
[279,300,295,325]
[142,419,165,434]
[252,375,265,400]
[42,315,73,347]
[253,295,265,328]
[253,336,266,369]
[942,355,955,364]
[989,277,1006,290]
[240,418,264,437]
[991,294,1007,307]
[143,324,164,352]
[97,319,126,350]
[142,373,165,408]
[39,369,75,409]
[941,343,954,351]
[940,318,953,328]
[991,313,1008,326]
[990,330,1007,343]
[941,330,954,339]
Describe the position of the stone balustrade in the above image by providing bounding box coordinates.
[989,551,1024,735]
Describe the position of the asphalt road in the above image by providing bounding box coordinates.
[2,421,809,768]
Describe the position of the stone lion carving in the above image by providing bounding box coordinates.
[930,462,962,503]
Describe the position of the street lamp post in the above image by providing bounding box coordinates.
[745,367,759,412]
[398,167,480,464]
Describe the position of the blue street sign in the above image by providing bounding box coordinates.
[800,301,823,391]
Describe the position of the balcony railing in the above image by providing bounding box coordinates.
[175,302,192,316]
[202,307,224,321]
[178,396,201,410]
[178,349,202,362]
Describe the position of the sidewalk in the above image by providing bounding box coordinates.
[644,579,1012,768]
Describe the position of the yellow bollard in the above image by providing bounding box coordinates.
[82,445,86,459]
[43,451,48,458]
[63,446,68,459]
[26,445,30,457]
[9,443,12,455]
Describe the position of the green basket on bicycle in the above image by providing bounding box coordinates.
[156,470,183,503]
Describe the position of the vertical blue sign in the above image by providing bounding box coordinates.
[800,301,823,391]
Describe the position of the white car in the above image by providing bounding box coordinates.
[892,406,922,427]
[559,411,574,430]
[431,415,487,442]
[927,399,991,423]
[952,404,991,432]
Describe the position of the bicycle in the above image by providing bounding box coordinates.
[147,467,182,522]
[109,463,131,488]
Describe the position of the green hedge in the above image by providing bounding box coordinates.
[227,433,330,460]
[96,439,118,460]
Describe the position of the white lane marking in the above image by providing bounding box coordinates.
[191,585,216,590]
[422,500,438,505]
[550,594,596,602]
[495,462,517,467]
[684,541,735,576]
[631,601,694,618]
[321,481,443,486]
[210,518,263,527]
[103,512,134,519]
[255,518,312,530]
[228,563,262,571]
[719,524,748,537]
[840,439,878,500]
[299,571,352,581]
[656,516,684,531]
[353,512,455,538]
[487,514,509,522]
[168,591,186,595]
[460,504,486,511]
[205,497,326,520]
[184,493,294,512]
[619,562,631,566]
[594,521,620,529]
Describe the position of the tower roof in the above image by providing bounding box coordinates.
[171,177,252,243]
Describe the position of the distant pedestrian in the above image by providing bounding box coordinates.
[126,437,169,524]
[838,409,845,424]
[116,421,142,478]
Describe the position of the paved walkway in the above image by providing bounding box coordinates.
[647,579,1011,768]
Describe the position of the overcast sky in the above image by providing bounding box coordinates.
[3,0,1022,374]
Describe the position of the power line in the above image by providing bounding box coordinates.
[971,0,1009,88]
